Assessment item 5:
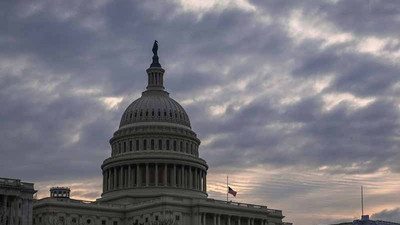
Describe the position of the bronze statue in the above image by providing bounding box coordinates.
[152,40,158,56]
[150,40,161,68]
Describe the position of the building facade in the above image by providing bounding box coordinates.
[0,177,36,225]
[33,43,291,225]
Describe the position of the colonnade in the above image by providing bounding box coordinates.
[1,195,32,225]
[199,213,269,225]
[103,163,206,193]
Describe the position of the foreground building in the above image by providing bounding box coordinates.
[33,42,290,225]
[0,177,36,225]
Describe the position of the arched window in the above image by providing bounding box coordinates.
[173,140,177,151]
[143,140,147,150]
[129,140,133,151]
[151,139,154,150]
[158,139,162,150]
[166,140,170,150]
[136,140,139,150]
[123,142,126,152]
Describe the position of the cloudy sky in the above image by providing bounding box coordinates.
[1,0,400,224]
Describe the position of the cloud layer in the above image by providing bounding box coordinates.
[1,0,399,224]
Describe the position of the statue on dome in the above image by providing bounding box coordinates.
[150,40,161,68]
[152,40,158,56]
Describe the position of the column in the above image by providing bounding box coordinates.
[238,217,241,225]
[218,214,221,225]
[128,165,131,187]
[189,167,193,189]
[136,164,140,187]
[228,216,231,225]
[181,166,185,187]
[202,213,206,225]
[103,171,107,193]
[120,166,123,188]
[155,163,159,186]
[173,164,176,187]
[198,213,202,225]
[194,169,197,190]
[164,164,168,186]
[146,163,149,186]
[247,218,250,225]
[213,214,216,225]
[113,167,117,190]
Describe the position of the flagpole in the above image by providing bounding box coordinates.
[227,176,228,202]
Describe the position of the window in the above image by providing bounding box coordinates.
[130,113,132,119]
[134,111,137,118]
[72,218,77,223]
[166,140,170,150]
[113,221,118,225]
[140,111,142,117]
[145,218,148,223]
[186,143,189,153]
[102,220,106,225]
[176,215,180,221]
[173,140,177,151]
[169,110,172,117]
[129,141,132,151]
[124,142,126,152]
[158,109,161,116]
[143,140,147,150]
[118,143,121,153]
[152,109,154,116]
[151,140,154,150]
[136,140,139,150]
[87,219,91,224]
[164,110,167,117]
[155,216,159,221]
[145,110,148,116]
[180,141,183,152]
[158,140,162,150]
[33,219,35,225]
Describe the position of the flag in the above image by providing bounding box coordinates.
[228,186,237,197]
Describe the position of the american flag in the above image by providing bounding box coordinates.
[228,186,237,197]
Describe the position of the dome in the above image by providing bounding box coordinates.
[119,90,191,128]
[101,42,207,202]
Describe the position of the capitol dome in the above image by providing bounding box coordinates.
[119,89,191,128]
[100,41,208,202]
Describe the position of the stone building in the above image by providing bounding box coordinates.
[0,177,36,225]
[33,43,291,225]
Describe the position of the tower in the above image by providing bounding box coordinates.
[100,41,208,203]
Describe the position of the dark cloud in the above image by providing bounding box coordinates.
[1,0,400,224]
[372,208,400,223]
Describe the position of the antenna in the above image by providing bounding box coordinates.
[361,185,364,216]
